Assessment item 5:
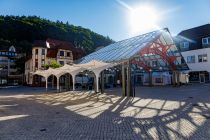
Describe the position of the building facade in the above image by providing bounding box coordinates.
[175,24,210,83]
[0,46,23,86]
[25,39,85,85]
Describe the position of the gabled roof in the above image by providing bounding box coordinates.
[33,38,85,60]
[33,40,47,48]
[46,38,74,50]
[79,30,163,63]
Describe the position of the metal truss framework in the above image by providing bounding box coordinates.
[131,35,187,72]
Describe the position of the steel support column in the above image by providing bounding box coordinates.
[95,74,99,93]
[69,74,71,91]
[45,77,48,92]
[172,71,180,86]
[122,64,126,97]
[126,61,133,97]
[101,71,105,94]
[56,76,60,92]
[149,71,153,86]
[52,76,54,89]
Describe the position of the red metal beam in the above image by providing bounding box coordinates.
[135,37,178,71]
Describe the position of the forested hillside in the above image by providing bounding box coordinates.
[0,15,114,54]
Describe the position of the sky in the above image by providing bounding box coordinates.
[0,0,210,41]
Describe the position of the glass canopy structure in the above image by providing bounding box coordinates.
[79,29,189,72]
[33,29,189,97]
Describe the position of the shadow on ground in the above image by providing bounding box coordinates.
[0,85,210,139]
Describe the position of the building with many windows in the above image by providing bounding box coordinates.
[25,39,85,85]
[174,24,210,83]
[0,46,23,86]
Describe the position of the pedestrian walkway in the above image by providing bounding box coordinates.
[0,85,210,139]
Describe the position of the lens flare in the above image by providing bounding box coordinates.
[129,5,159,35]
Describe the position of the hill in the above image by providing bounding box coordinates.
[0,15,114,54]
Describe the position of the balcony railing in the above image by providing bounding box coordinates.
[57,55,73,59]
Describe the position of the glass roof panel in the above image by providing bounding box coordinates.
[79,29,189,71]
[80,30,162,63]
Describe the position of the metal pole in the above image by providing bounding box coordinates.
[72,75,75,91]
[149,70,153,86]
[101,71,105,94]
[45,77,48,92]
[133,66,136,97]
[122,64,126,97]
[52,76,54,89]
[57,76,59,92]
[126,61,132,97]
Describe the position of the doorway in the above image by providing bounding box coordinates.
[200,74,205,83]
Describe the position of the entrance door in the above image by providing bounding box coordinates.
[200,74,205,83]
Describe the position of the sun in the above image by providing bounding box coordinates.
[129,5,159,34]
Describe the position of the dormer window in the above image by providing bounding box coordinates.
[202,37,210,45]
[180,41,190,49]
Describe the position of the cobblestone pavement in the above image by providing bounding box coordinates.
[0,84,210,140]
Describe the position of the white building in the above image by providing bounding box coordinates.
[175,24,210,83]
[25,39,84,85]
[0,46,23,85]
[181,48,210,83]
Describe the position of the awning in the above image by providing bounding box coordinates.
[32,60,117,78]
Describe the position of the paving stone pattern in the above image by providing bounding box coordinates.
[0,84,210,140]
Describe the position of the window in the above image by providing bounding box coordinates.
[67,52,70,57]
[42,49,45,55]
[41,60,45,65]
[202,37,210,45]
[146,61,150,66]
[35,61,38,68]
[59,61,64,65]
[152,61,157,67]
[187,56,195,63]
[198,54,207,63]
[203,54,208,62]
[155,78,163,83]
[181,42,189,49]
[60,51,64,56]
[35,49,38,55]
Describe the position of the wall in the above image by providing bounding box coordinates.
[181,48,210,72]
[56,49,73,65]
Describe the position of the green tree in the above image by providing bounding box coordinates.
[0,15,114,54]
[15,57,27,74]
[43,60,62,69]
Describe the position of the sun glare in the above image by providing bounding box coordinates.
[129,6,159,35]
